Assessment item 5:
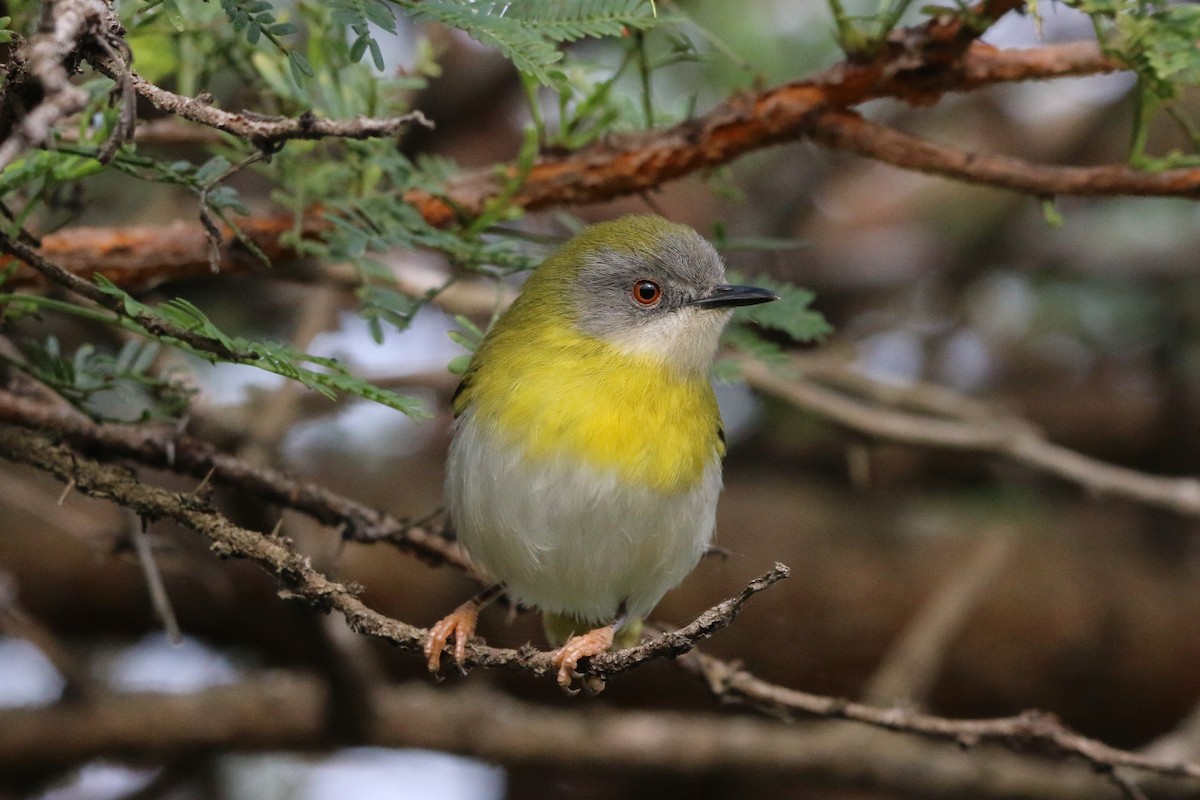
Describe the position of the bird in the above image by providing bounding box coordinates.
[424,215,777,689]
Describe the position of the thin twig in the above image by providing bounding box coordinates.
[128,512,182,644]
[85,45,431,148]
[673,648,1200,782]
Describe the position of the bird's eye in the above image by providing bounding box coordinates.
[632,280,662,306]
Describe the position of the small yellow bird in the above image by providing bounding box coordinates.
[425,215,777,688]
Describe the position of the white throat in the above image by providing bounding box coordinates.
[600,306,731,374]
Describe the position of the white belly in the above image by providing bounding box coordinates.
[446,411,720,623]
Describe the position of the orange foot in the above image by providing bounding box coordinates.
[424,600,481,673]
[552,625,614,689]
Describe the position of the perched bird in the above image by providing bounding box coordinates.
[425,215,777,688]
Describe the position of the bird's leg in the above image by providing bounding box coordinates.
[551,603,634,690]
[552,624,615,689]
[424,584,503,673]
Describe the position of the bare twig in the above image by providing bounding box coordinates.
[674,648,1200,782]
[79,2,431,150]
[128,513,182,645]
[0,389,474,574]
[88,53,432,147]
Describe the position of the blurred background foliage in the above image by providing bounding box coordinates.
[4,1,1200,799]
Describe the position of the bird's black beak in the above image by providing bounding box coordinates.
[686,284,779,310]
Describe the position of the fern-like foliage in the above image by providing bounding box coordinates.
[0,281,426,418]
[714,271,831,379]
[90,280,427,416]
[1067,0,1200,167]
[216,0,312,82]
[403,0,660,84]
[328,0,397,70]
[4,337,194,423]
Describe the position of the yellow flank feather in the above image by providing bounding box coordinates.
[459,320,722,494]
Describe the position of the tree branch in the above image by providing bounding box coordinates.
[0,389,475,575]
[86,49,433,148]
[741,360,1200,517]
[0,423,784,685]
[0,0,106,170]
[1,674,1178,800]
[1,39,1128,292]
[2,413,1199,790]
[674,648,1200,783]
[806,107,1200,197]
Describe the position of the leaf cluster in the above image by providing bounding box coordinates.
[5,337,193,423]
[0,0,835,423]
[406,0,660,85]
[1067,0,1200,167]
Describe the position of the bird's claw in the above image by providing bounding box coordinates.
[551,626,614,692]
[424,601,480,674]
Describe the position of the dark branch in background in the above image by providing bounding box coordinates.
[0,573,99,701]
[862,536,1013,707]
[3,675,1192,799]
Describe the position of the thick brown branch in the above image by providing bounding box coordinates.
[405,40,1120,223]
[4,216,314,292]
[806,108,1200,197]
[0,389,475,575]
[0,41,1126,290]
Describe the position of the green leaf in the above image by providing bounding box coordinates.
[447,354,473,375]
[727,272,832,343]
[195,155,232,184]
[160,0,186,31]
[406,0,658,85]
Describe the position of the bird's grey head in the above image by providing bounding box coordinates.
[563,216,776,374]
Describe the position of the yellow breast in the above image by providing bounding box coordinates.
[458,323,723,494]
